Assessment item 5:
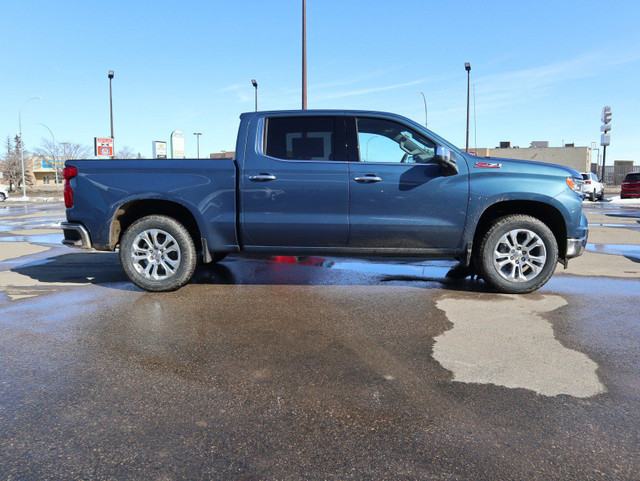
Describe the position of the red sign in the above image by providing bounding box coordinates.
[95,137,114,157]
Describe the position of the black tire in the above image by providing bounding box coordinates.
[119,215,197,292]
[589,190,596,201]
[0,193,5,202]
[474,215,558,294]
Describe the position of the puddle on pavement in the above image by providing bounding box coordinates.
[262,255,457,279]
[433,295,605,398]
[0,233,63,245]
[586,243,640,261]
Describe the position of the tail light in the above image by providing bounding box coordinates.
[585,180,591,184]
[63,166,77,208]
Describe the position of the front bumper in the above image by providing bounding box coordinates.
[61,221,92,249]
[566,230,588,258]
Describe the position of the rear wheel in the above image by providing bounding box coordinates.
[589,190,596,201]
[0,193,5,202]
[120,215,197,292]
[475,215,558,294]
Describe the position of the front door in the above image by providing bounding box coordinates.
[241,115,349,247]
[347,116,469,249]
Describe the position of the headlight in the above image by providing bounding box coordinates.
[566,177,584,194]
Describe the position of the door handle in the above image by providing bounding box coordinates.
[354,175,382,183]
[248,174,276,182]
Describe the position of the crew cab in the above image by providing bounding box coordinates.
[61,110,588,293]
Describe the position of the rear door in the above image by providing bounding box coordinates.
[241,115,349,247]
[347,116,469,249]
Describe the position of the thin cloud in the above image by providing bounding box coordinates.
[216,83,244,93]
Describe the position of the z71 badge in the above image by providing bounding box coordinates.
[474,162,502,169]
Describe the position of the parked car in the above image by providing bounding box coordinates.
[621,172,640,199]
[61,109,588,294]
[580,172,604,201]
[0,185,8,202]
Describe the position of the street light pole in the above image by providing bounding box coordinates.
[108,70,114,158]
[251,79,258,111]
[36,122,60,192]
[465,62,471,153]
[18,97,41,199]
[420,91,428,128]
[302,0,307,110]
[193,132,202,159]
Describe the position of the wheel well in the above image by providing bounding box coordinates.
[472,201,567,259]
[110,200,202,251]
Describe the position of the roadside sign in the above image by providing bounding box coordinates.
[95,137,114,157]
[152,141,167,159]
[170,131,186,159]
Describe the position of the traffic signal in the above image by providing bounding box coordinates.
[600,106,612,147]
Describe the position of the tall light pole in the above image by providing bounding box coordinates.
[18,97,41,199]
[465,62,471,153]
[36,122,60,192]
[302,0,307,110]
[251,79,258,111]
[60,142,69,164]
[108,70,114,158]
[420,91,428,128]
[193,132,202,159]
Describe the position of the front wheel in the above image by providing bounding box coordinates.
[120,215,197,292]
[474,215,558,294]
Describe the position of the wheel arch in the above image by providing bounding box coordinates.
[471,200,568,260]
[109,199,203,252]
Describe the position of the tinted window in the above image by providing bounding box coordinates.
[356,117,435,164]
[624,173,640,181]
[581,174,589,180]
[265,117,337,161]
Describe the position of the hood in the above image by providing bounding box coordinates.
[467,154,581,178]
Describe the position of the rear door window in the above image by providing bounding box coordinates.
[264,116,345,161]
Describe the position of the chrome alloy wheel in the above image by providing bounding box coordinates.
[492,229,547,282]
[131,229,181,281]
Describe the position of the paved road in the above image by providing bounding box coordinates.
[0,200,639,480]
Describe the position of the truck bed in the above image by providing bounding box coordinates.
[65,158,238,251]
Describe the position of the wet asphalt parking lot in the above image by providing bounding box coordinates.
[0,199,639,480]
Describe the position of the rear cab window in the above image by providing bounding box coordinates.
[264,116,346,161]
[624,173,640,182]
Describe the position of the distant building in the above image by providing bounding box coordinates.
[209,151,235,159]
[31,158,61,186]
[472,142,590,172]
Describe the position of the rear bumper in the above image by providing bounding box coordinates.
[61,221,92,249]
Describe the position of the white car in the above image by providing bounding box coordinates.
[0,185,8,202]
[580,172,604,201]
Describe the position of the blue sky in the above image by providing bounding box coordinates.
[2,0,639,163]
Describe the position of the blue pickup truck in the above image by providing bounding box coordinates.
[61,110,587,293]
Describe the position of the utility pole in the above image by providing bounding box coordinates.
[420,91,428,128]
[108,70,114,158]
[302,0,307,109]
[18,97,41,199]
[193,132,202,159]
[251,79,258,111]
[465,62,471,153]
[37,122,60,192]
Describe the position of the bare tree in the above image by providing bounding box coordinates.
[33,139,91,182]
[1,135,33,191]
[116,146,136,159]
